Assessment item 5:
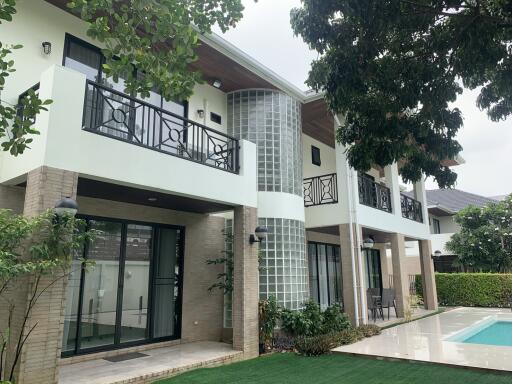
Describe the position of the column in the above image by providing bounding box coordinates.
[339,224,364,325]
[419,239,438,310]
[414,177,429,227]
[232,206,259,359]
[390,233,409,317]
[384,163,401,217]
[13,166,78,384]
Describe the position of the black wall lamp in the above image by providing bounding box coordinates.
[249,226,268,245]
[42,41,52,55]
[431,250,442,260]
[54,196,78,218]
[361,236,375,250]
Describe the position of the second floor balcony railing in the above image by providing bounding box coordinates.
[357,175,392,213]
[82,80,239,173]
[303,173,338,207]
[401,194,424,223]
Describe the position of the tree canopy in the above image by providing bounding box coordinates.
[291,1,512,187]
[447,195,512,272]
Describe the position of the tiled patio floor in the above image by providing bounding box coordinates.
[372,306,434,327]
[59,341,242,384]
[334,307,512,371]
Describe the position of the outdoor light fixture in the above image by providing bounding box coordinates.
[42,41,52,55]
[197,109,205,119]
[361,236,375,250]
[432,250,442,259]
[54,197,78,218]
[212,79,222,89]
[249,226,268,245]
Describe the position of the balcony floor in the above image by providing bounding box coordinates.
[58,341,242,384]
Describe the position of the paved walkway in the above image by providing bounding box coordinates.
[334,307,512,371]
[59,341,242,384]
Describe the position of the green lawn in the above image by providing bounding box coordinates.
[156,353,512,384]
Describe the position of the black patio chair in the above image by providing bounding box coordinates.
[381,288,397,320]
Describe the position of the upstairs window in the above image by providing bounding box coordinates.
[432,218,441,234]
[311,145,321,166]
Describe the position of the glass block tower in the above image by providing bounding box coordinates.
[227,90,308,310]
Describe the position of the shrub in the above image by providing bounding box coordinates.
[416,273,512,307]
[294,334,335,356]
[332,328,364,346]
[259,296,280,350]
[357,324,381,337]
[281,301,351,337]
[322,303,351,333]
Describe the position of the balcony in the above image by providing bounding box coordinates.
[400,194,423,223]
[303,173,338,207]
[0,65,257,208]
[83,80,239,173]
[357,175,392,213]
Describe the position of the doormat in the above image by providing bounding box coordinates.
[103,352,149,363]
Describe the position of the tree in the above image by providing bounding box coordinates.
[0,0,246,156]
[291,1,512,188]
[0,209,95,383]
[447,195,512,272]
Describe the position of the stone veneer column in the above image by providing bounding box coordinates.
[419,239,438,310]
[339,224,363,325]
[14,166,78,384]
[390,233,410,318]
[232,206,259,359]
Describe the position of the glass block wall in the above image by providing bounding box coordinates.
[258,218,308,310]
[227,90,308,310]
[227,90,303,196]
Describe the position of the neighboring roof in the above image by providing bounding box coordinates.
[425,189,498,216]
[490,195,507,201]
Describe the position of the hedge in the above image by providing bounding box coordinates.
[415,273,512,307]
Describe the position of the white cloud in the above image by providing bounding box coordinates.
[215,0,512,198]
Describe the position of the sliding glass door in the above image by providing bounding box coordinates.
[62,217,184,356]
[307,242,343,310]
[363,249,383,291]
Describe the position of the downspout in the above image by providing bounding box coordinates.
[334,115,361,326]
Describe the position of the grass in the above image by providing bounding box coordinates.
[156,352,512,384]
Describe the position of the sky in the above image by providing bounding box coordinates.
[214,0,512,198]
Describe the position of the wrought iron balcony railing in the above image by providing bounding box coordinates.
[82,80,239,173]
[303,173,338,207]
[401,194,424,223]
[357,175,392,213]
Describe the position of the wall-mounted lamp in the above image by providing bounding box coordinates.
[42,41,52,55]
[249,226,268,245]
[197,109,205,119]
[212,79,222,89]
[54,197,78,219]
[361,236,375,250]
[431,250,442,259]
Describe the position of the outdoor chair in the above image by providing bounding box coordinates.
[381,288,397,320]
[366,288,384,322]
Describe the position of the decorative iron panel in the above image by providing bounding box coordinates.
[82,80,239,173]
[400,194,424,223]
[303,173,338,207]
[357,175,392,213]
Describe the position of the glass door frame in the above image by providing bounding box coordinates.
[363,248,383,292]
[62,215,185,357]
[307,241,343,308]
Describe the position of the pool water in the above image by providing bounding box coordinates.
[461,321,512,347]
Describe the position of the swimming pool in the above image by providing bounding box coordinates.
[448,318,512,347]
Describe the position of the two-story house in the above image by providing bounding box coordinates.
[0,1,443,383]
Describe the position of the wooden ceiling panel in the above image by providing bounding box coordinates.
[302,99,335,147]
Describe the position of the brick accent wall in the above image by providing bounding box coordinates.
[232,206,259,359]
[0,185,25,213]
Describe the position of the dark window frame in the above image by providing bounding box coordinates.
[307,241,342,308]
[432,218,441,234]
[62,33,189,117]
[311,145,321,166]
[61,214,185,358]
[210,112,222,125]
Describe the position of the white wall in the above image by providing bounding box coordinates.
[0,65,258,208]
[302,134,336,178]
